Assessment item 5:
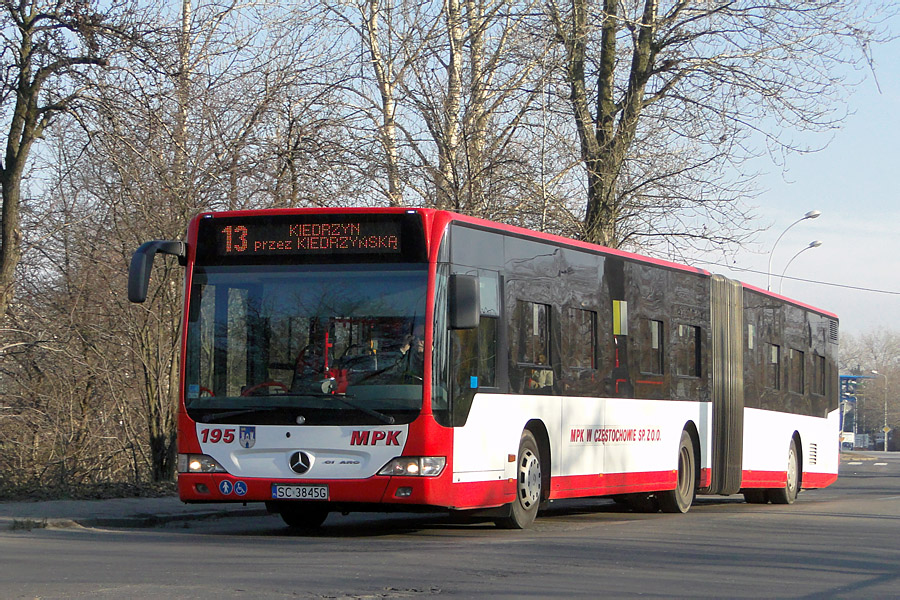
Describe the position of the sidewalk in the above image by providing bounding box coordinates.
[0,496,267,530]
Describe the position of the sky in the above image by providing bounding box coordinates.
[691,34,900,337]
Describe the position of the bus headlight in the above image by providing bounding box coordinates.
[178,453,227,473]
[378,456,446,477]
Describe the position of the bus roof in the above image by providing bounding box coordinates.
[191,206,837,320]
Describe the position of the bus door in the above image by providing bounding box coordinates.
[708,275,744,495]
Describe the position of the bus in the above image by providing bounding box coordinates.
[128,207,839,529]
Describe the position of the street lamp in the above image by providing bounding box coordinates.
[777,240,823,294]
[767,210,821,290]
[872,370,889,452]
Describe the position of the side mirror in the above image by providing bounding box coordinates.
[128,240,187,303]
[449,274,480,330]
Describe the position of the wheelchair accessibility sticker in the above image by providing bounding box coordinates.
[219,479,248,496]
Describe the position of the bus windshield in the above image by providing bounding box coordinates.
[184,264,428,426]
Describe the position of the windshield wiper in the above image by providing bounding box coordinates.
[330,394,396,425]
[200,407,276,423]
[198,393,395,425]
[294,391,396,425]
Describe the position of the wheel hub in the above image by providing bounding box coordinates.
[519,449,541,509]
[787,447,798,494]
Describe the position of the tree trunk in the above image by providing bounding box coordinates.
[556,0,658,248]
[0,172,23,321]
[437,0,464,210]
[364,0,403,206]
[463,0,489,215]
[0,23,40,322]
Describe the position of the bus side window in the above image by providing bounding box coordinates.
[639,318,664,375]
[676,324,702,378]
[561,307,597,395]
[512,300,554,394]
[765,342,781,389]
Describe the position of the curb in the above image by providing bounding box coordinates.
[83,507,270,528]
[2,506,269,531]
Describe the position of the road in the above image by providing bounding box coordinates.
[2,452,899,599]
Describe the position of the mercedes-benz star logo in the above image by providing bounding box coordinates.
[289,451,313,474]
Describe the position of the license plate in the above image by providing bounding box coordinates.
[271,484,329,500]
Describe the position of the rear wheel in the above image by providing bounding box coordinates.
[659,429,696,513]
[495,430,542,529]
[770,439,801,505]
[278,504,329,530]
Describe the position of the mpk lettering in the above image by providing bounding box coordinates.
[350,430,402,446]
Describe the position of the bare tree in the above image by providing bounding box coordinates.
[545,0,893,251]
[840,329,900,442]
[0,119,150,495]
[841,330,900,374]
[322,0,437,206]
[353,0,417,206]
[329,0,549,216]
[0,0,149,324]
[406,0,549,215]
[80,0,343,480]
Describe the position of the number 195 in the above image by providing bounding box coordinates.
[200,428,235,444]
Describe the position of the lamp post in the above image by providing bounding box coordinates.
[872,370,889,452]
[767,210,821,291]
[778,240,823,294]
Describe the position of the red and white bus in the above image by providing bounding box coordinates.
[128,208,839,529]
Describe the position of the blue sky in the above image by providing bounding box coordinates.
[693,34,900,336]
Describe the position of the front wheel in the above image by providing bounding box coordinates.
[495,430,542,529]
[658,429,696,513]
[770,439,801,505]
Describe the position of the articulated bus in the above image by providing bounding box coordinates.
[128,208,839,529]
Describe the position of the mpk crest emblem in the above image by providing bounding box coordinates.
[239,426,256,449]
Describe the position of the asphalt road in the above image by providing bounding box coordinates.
[2,452,899,599]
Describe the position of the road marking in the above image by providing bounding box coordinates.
[874,462,888,466]
[847,462,863,465]
[879,496,900,501]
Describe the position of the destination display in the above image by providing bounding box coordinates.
[218,220,400,256]
[195,212,426,265]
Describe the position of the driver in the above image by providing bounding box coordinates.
[392,325,425,382]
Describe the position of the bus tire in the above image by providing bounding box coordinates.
[278,504,329,530]
[495,430,542,529]
[658,429,696,514]
[770,438,801,505]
